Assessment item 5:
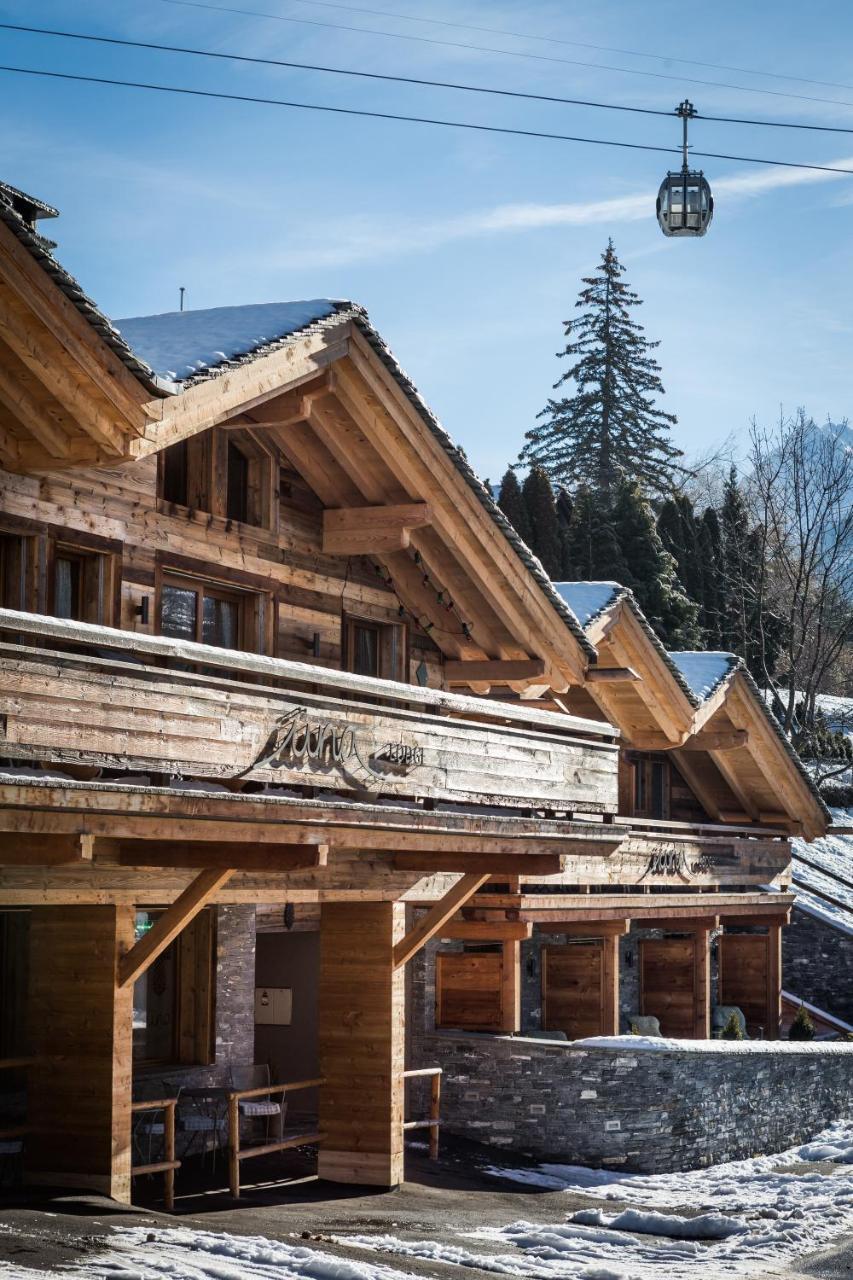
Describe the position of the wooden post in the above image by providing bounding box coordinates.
[500,939,521,1033]
[429,1072,441,1161]
[693,927,711,1039]
[601,933,621,1036]
[164,1100,176,1213]
[318,902,405,1187]
[228,1090,241,1198]
[767,922,782,1040]
[26,906,134,1200]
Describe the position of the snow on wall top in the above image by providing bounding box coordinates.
[553,582,624,628]
[115,300,340,383]
[666,650,738,702]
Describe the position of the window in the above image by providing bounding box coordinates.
[160,573,266,652]
[157,429,275,530]
[226,442,250,524]
[0,534,33,611]
[162,439,189,506]
[50,542,116,625]
[626,753,670,820]
[132,910,215,1066]
[343,615,405,681]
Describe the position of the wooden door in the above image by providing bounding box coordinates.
[435,952,502,1030]
[640,937,696,1037]
[719,933,772,1037]
[542,944,607,1039]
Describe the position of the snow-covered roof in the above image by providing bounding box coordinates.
[666,651,739,703]
[115,300,340,385]
[792,814,853,937]
[553,581,624,628]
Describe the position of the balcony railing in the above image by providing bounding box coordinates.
[0,608,619,816]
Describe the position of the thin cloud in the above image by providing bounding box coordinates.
[262,154,853,270]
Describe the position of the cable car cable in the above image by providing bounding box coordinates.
[7,22,853,137]
[4,62,853,177]
[202,0,853,97]
[139,0,853,113]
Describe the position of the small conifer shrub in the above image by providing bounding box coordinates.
[720,1012,744,1041]
[789,1006,816,1041]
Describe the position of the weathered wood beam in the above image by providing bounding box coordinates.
[392,873,490,969]
[585,666,640,683]
[117,868,233,988]
[323,502,432,555]
[0,345,71,459]
[710,748,761,821]
[393,852,562,877]
[531,919,630,935]
[681,730,749,752]
[0,833,93,865]
[501,938,522,1033]
[438,920,532,941]
[444,659,547,686]
[117,841,328,871]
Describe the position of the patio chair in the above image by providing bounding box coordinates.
[229,1064,285,1146]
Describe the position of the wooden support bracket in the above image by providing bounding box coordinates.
[118,841,329,872]
[393,873,490,969]
[438,920,532,942]
[0,833,93,865]
[444,658,547,687]
[585,666,640,683]
[117,868,234,989]
[681,730,749,752]
[393,852,561,877]
[322,503,432,555]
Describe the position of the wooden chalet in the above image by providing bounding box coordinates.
[0,183,828,1201]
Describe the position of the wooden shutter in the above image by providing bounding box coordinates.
[435,951,502,1030]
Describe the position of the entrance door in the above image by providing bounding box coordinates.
[640,937,696,1037]
[719,933,772,1037]
[542,943,608,1039]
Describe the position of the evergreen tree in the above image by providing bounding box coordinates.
[720,467,769,679]
[610,478,700,648]
[565,485,627,583]
[697,507,724,647]
[497,467,533,546]
[522,465,562,578]
[788,1005,815,1041]
[555,487,575,579]
[657,494,706,632]
[518,240,682,496]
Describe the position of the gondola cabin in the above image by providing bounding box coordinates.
[657,169,714,237]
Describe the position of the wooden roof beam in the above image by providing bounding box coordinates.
[117,840,329,872]
[681,730,749,752]
[323,502,432,555]
[117,867,233,988]
[393,872,490,968]
[394,852,561,877]
[585,666,640,683]
[444,659,547,688]
[439,920,532,941]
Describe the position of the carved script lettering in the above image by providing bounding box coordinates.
[641,841,736,880]
[375,742,425,768]
[254,707,357,771]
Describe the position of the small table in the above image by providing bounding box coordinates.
[178,1086,230,1164]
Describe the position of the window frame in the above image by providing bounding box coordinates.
[48,537,119,626]
[156,567,271,654]
[0,528,40,612]
[157,428,278,532]
[132,908,216,1067]
[342,612,407,682]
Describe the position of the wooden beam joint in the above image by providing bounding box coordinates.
[322,503,432,555]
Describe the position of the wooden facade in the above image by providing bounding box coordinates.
[0,183,827,1196]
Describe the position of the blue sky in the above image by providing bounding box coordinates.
[3,0,853,481]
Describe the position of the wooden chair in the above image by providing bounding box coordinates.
[229,1065,284,1146]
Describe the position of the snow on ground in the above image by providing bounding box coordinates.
[339,1121,853,1280]
[115,300,338,382]
[792,806,853,935]
[3,1126,853,1279]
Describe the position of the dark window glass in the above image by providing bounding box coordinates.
[226,443,249,523]
[634,760,646,813]
[0,536,26,610]
[162,440,189,506]
[352,623,379,676]
[132,911,178,1063]
[161,583,198,641]
[54,555,81,620]
[651,761,666,819]
[202,594,238,648]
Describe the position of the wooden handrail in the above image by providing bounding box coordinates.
[228,1077,325,1199]
[131,1098,180,1211]
[403,1067,441,1161]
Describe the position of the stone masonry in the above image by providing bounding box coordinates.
[784,908,853,1026]
[415,1030,853,1172]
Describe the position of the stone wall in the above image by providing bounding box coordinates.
[214,905,256,1067]
[784,908,853,1025]
[415,1030,853,1172]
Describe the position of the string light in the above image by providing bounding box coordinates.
[370,551,472,642]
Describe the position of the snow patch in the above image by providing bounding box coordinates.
[571,1034,853,1053]
[666,651,737,702]
[116,300,339,382]
[552,582,622,628]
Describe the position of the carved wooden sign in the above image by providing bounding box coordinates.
[639,839,740,882]
[237,701,616,810]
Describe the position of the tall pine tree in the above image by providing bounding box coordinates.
[566,485,628,583]
[519,240,682,496]
[697,507,723,647]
